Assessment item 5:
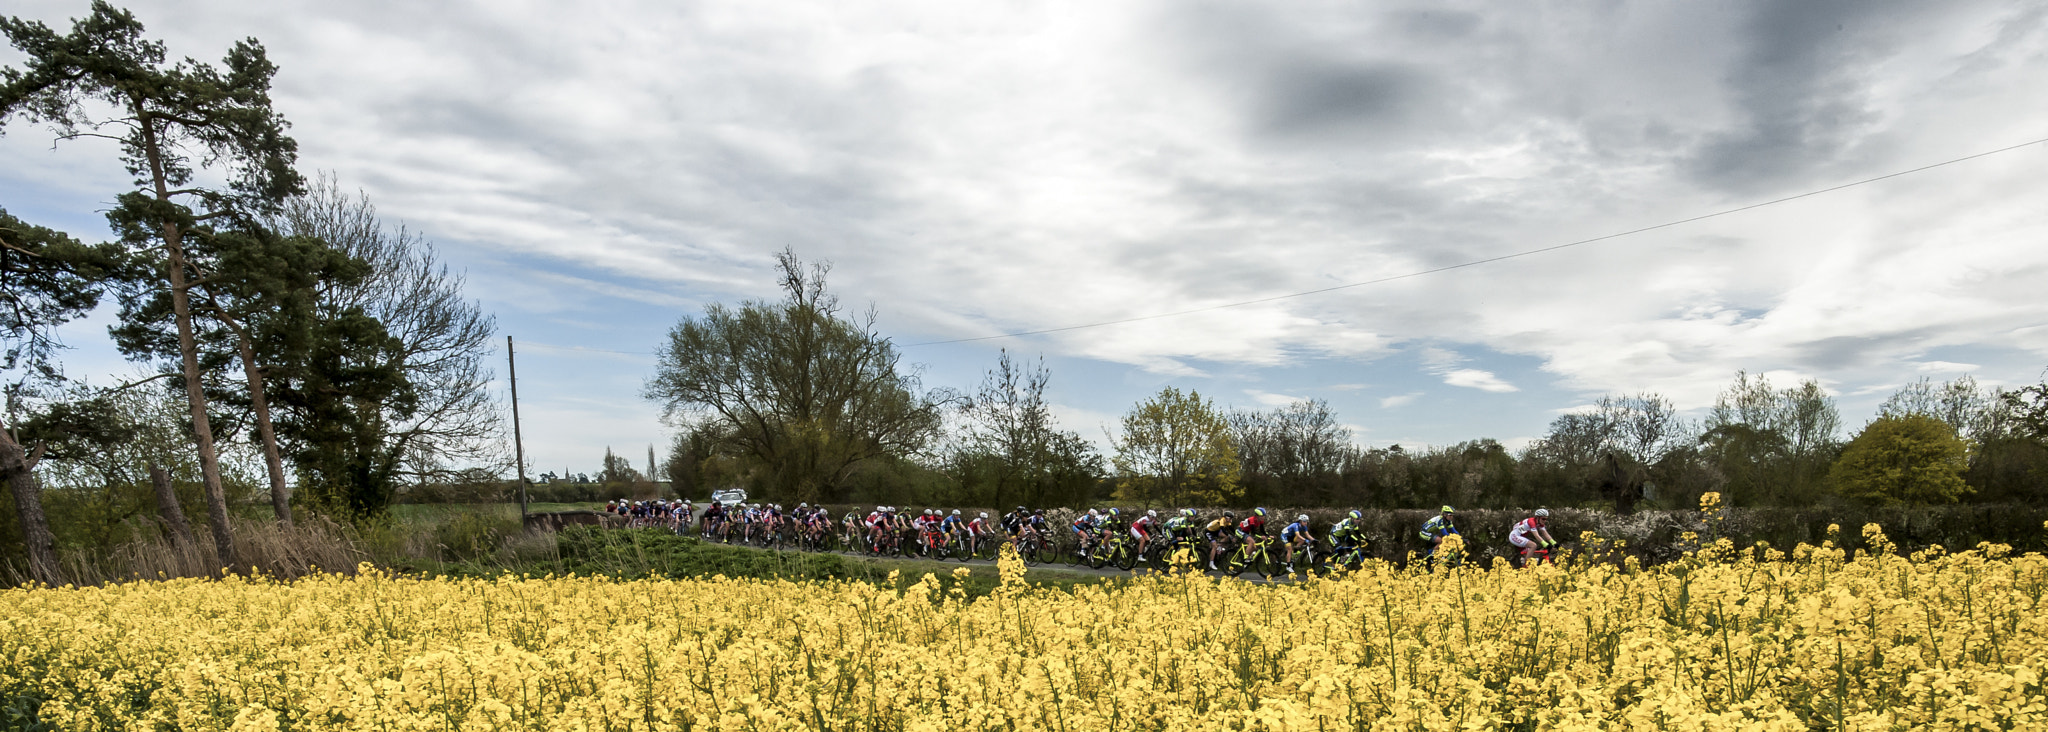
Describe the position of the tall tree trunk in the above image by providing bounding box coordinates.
[0,427,61,585]
[148,461,196,546]
[141,116,236,571]
[232,327,291,526]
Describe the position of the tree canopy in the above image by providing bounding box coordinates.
[1111,387,1241,506]
[644,250,948,503]
[1830,414,1972,505]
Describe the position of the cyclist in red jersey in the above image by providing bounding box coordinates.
[1130,510,1158,558]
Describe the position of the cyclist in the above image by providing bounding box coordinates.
[1003,506,1030,537]
[1231,508,1271,567]
[940,509,967,547]
[1096,508,1129,560]
[966,511,992,551]
[1130,509,1159,559]
[1020,509,1051,550]
[700,501,726,538]
[1205,511,1238,570]
[864,506,890,551]
[1162,508,1196,545]
[1420,503,1456,542]
[1330,509,1365,556]
[1508,508,1558,566]
[1279,514,1316,571]
[1072,508,1103,558]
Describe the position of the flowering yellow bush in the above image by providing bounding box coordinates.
[3,542,2044,731]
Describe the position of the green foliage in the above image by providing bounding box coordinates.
[644,250,947,503]
[1831,414,1972,505]
[1111,387,1241,506]
[0,209,127,379]
[430,510,516,562]
[275,308,412,519]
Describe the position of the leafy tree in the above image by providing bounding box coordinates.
[599,447,641,486]
[1,2,304,568]
[645,250,948,503]
[1110,387,1241,506]
[111,224,366,525]
[1830,414,1971,505]
[0,208,124,583]
[271,178,502,489]
[272,307,411,519]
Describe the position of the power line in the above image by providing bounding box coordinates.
[903,135,2048,348]
[511,341,653,357]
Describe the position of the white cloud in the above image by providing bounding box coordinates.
[1441,368,1519,393]
[1379,393,1421,408]
[1243,389,1299,408]
[1914,361,1980,374]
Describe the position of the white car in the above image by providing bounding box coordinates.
[711,488,748,504]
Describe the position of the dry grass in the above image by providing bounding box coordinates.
[3,517,369,587]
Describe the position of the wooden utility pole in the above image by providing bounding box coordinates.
[508,336,530,521]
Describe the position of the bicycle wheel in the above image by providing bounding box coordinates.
[1114,541,1138,572]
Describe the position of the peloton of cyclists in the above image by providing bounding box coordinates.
[661,501,1580,574]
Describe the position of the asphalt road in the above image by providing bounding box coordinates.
[696,534,1309,584]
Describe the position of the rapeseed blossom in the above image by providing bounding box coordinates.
[2,540,2043,730]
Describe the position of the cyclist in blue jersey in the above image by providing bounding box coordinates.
[1419,505,1461,565]
[1279,514,1316,572]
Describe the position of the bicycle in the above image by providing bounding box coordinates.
[1224,534,1275,577]
[1516,545,1553,569]
[1012,528,1052,566]
[1279,537,1323,575]
[1097,531,1139,571]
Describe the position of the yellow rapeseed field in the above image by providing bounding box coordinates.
[3,525,2045,730]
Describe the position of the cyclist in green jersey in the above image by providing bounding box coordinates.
[1419,505,1460,563]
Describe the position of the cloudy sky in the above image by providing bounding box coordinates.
[5,0,2048,475]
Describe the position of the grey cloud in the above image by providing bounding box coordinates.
[1685,0,1932,193]
[1255,60,1434,141]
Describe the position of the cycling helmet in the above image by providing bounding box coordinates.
[1224,511,1237,519]
[1180,508,1196,518]
[979,512,989,519]
[1535,508,1550,518]
[1146,509,1158,518]
[951,509,961,516]
[1088,508,1100,517]
[1441,505,1455,514]
[1296,514,1310,522]
[1253,507,1267,517]
[799,502,809,508]
[1015,506,1027,513]
[1107,507,1120,517]
[1348,510,1362,520]
[1032,509,1045,515]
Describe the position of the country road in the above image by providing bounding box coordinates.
[683,532,1309,584]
